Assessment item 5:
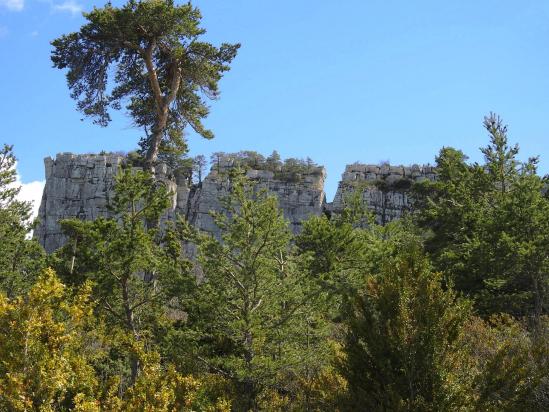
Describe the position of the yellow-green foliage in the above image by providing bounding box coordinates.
[0,268,232,412]
[448,315,549,411]
[74,355,231,412]
[0,268,97,411]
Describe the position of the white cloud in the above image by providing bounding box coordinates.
[0,0,24,11]
[0,0,24,12]
[53,0,82,15]
[0,0,85,16]
[18,180,45,220]
[15,167,45,221]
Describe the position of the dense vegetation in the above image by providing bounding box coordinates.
[209,151,324,183]
[2,1,547,410]
[1,114,548,411]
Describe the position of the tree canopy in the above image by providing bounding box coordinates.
[414,114,549,328]
[51,0,239,169]
[0,145,45,298]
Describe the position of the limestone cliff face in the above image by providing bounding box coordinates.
[34,152,435,253]
[35,153,122,253]
[187,157,326,236]
[35,153,327,253]
[331,163,436,224]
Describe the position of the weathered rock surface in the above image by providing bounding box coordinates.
[35,153,327,253]
[35,152,435,253]
[331,163,436,224]
[189,164,326,236]
[35,153,123,253]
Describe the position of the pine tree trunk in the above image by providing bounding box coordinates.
[122,276,140,385]
[142,41,180,174]
[144,110,168,173]
[533,275,543,333]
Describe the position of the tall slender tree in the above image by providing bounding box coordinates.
[0,144,45,297]
[51,0,239,170]
[193,154,207,183]
[414,114,549,326]
[57,168,189,385]
[183,172,328,410]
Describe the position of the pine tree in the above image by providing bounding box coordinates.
[185,172,328,410]
[193,154,207,183]
[0,144,45,297]
[339,235,472,411]
[56,168,190,385]
[414,114,549,325]
[51,0,239,170]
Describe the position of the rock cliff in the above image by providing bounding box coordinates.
[187,155,326,237]
[331,163,436,224]
[35,153,327,253]
[34,152,434,253]
[35,153,123,253]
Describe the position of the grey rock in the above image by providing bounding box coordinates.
[35,153,436,253]
[332,162,435,225]
[35,153,327,253]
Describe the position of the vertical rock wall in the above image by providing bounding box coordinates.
[34,153,183,253]
[332,163,436,224]
[35,153,123,253]
[34,153,436,253]
[188,158,326,236]
[34,153,327,252]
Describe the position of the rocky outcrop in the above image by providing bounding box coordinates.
[331,163,436,224]
[34,152,436,253]
[35,153,122,253]
[188,156,326,236]
[35,153,327,253]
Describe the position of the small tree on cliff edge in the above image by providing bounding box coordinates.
[51,0,239,171]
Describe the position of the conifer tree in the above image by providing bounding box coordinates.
[185,172,328,411]
[51,0,239,170]
[414,114,549,325]
[0,144,45,297]
[339,234,472,411]
[57,168,190,385]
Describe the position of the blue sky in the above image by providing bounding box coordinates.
[2,0,549,209]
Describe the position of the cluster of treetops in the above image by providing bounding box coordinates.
[100,149,324,186]
[1,113,548,411]
[1,1,547,410]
